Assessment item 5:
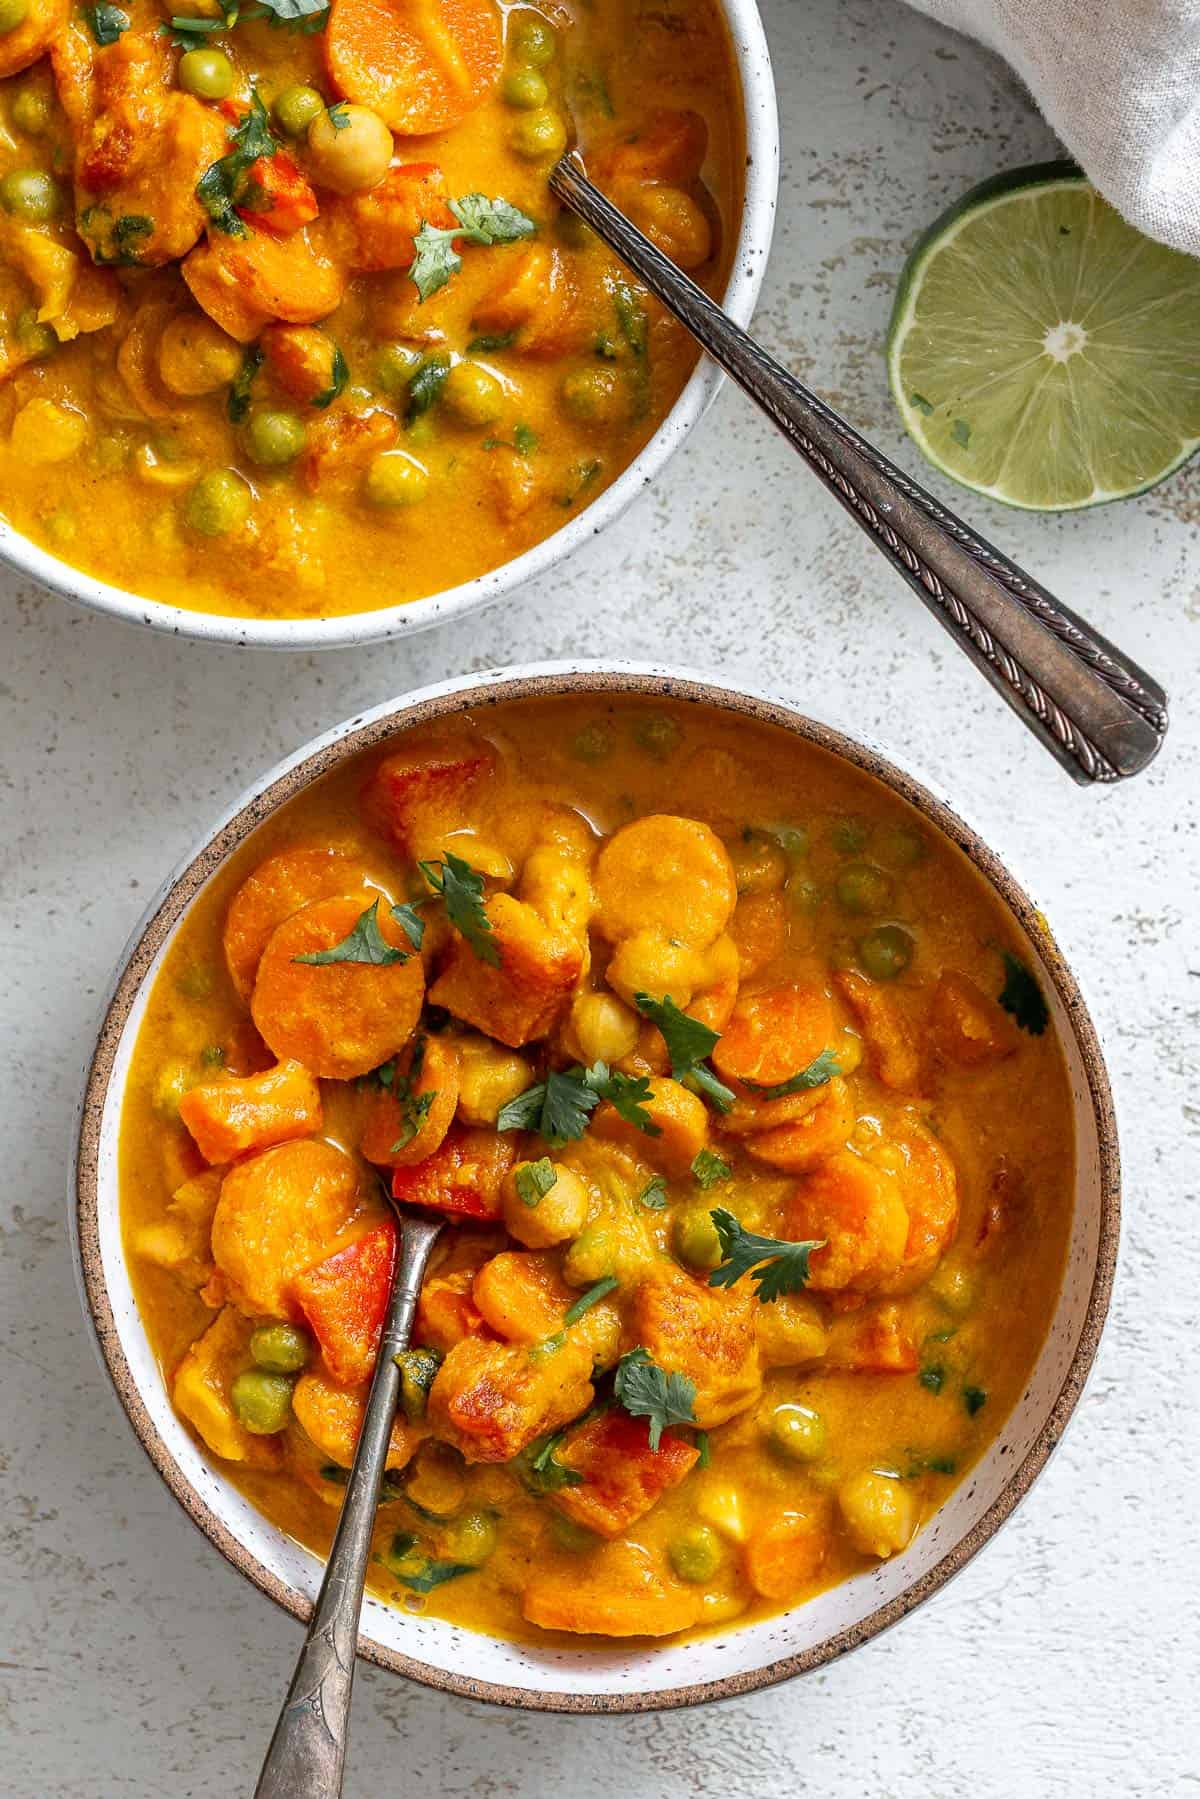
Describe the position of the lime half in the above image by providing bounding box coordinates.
[887,162,1200,510]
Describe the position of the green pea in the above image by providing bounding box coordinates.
[243,408,307,467]
[364,450,430,507]
[0,0,29,32]
[787,873,821,913]
[397,1346,441,1421]
[178,47,233,100]
[767,1403,826,1463]
[510,14,555,64]
[502,65,549,109]
[442,360,504,427]
[634,712,681,759]
[767,822,810,859]
[15,306,55,359]
[830,814,869,854]
[0,168,60,221]
[184,469,251,537]
[858,923,914,981]
[835,862,893,916]
[673,1206,722,1273]
[560,364,623,424]
[877,823,927,869]
[510,107,567,161]
[231,1370,294,1434]
[11,86,52,134]
[668,1524,721,1583]
[374,341,420,400]
[571,720,613,763]
[441,1509,497,1567]
[273,82,324,137]
[249,1323,310,1374]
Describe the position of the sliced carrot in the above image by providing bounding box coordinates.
[223,845,374,1001]
[238,151,319,236]
[178,1058,322,1165]
[210,1138,367,1319]
[711,982,836,1086]
[260,323,343,405]
[359,1035,460,1167]
[182,224,346,343]
[251,894,425,1080]
[294,1218,397,1384]
[334,163,454,272]
[391,1123,516,1220]
[471,1250,571,1343]
[325,0,502,136]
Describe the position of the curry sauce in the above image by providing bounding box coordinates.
[119,697,1074,1644]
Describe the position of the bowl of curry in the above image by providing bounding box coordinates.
[0,0,775,644]
[74,665,1119,1709]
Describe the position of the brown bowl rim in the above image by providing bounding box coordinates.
[74,667,1120,1713]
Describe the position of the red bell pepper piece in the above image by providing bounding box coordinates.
[295,1218,397,1384]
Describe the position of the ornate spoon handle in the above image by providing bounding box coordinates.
[255,1212,443,1799]
[549,155,1168,785]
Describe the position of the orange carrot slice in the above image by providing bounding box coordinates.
[325,0,502,136]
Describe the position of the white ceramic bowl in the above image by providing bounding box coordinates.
[3,11,778,651]
[73,664,1120,1711]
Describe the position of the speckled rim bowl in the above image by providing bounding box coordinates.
[73,663,1120,1712]
[1,10,777,652]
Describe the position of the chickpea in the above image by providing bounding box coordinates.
[10,398,85,465]
[501,1159,589,1248]
[183,469,252,537]
[838,1470,916,1559]
[569,991,639,1065]
[559,365,627,426]
[728,830,788,895]
[606,929,702,1009]
[155,313,242,397]
[510,108,567,161]
[273,82,324,137]
[442,360,505,427]
[456,1035,532,1125]
[364,450,429,507]
[178,47,234,100]
[306,103,393,194]
[629,184,712,269]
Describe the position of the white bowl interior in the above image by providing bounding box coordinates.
[87,702,1105,1705]
[0,1,779,650]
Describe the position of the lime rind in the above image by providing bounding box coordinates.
[887,162,1200,510]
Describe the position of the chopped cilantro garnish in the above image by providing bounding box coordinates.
[691,1148,731,1189]
[227,345,263,423]
[962,1384,988,1416]
[419,851,498,965]
[311,344,348,409]
[997,950,1049,1035]
[291,897,411,966]
[195,90,277,237]
[613,1347,697,1451]
[632,991,735,1112]
[707,1209,825,1303]
[638,1174,669,1209]
[86,4,129,43]
[563,1275,619,1326]
[407,193,536,302]
[748,1047,840,1100]
[515,1157,558,1207]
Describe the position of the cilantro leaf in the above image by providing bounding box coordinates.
[407,193,536,302]
[963,1384,988,1417]
[227,345,263,422]
[390,901,426,949]
[563,1275,619,1326]
[195,90,277,237]
[748,1048,840,1100]
[291,897,410,966]
[515,1157,557,1207]
[691,1148,731,1189]
[997,951,1049,1035]
[582,1061,660,1135]
[638,1174,669,1209]
[497,1067,601,1145]
[632,991,735,1112]
[389,1089,434,1154]
[419,852,498,966]
[406,352,451,420]
[613,1347,697,1451]
[326,101,350,130]
[311,344,348,409]
[919,1363,945,1394]
[380,1535,476,1592]
[518,1429,583,1493]
[467,330,517,353]
[707,1208,825,1303]
[86,4,129,43]
[494,1084,545,1133]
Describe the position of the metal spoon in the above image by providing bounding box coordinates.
[255,1206,443,1799]
[549,153,1169,785]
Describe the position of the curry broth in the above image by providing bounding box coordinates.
[119,697,1073,1645]
[0,1,741,619]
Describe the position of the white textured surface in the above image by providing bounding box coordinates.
[1,0,1197,1792]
